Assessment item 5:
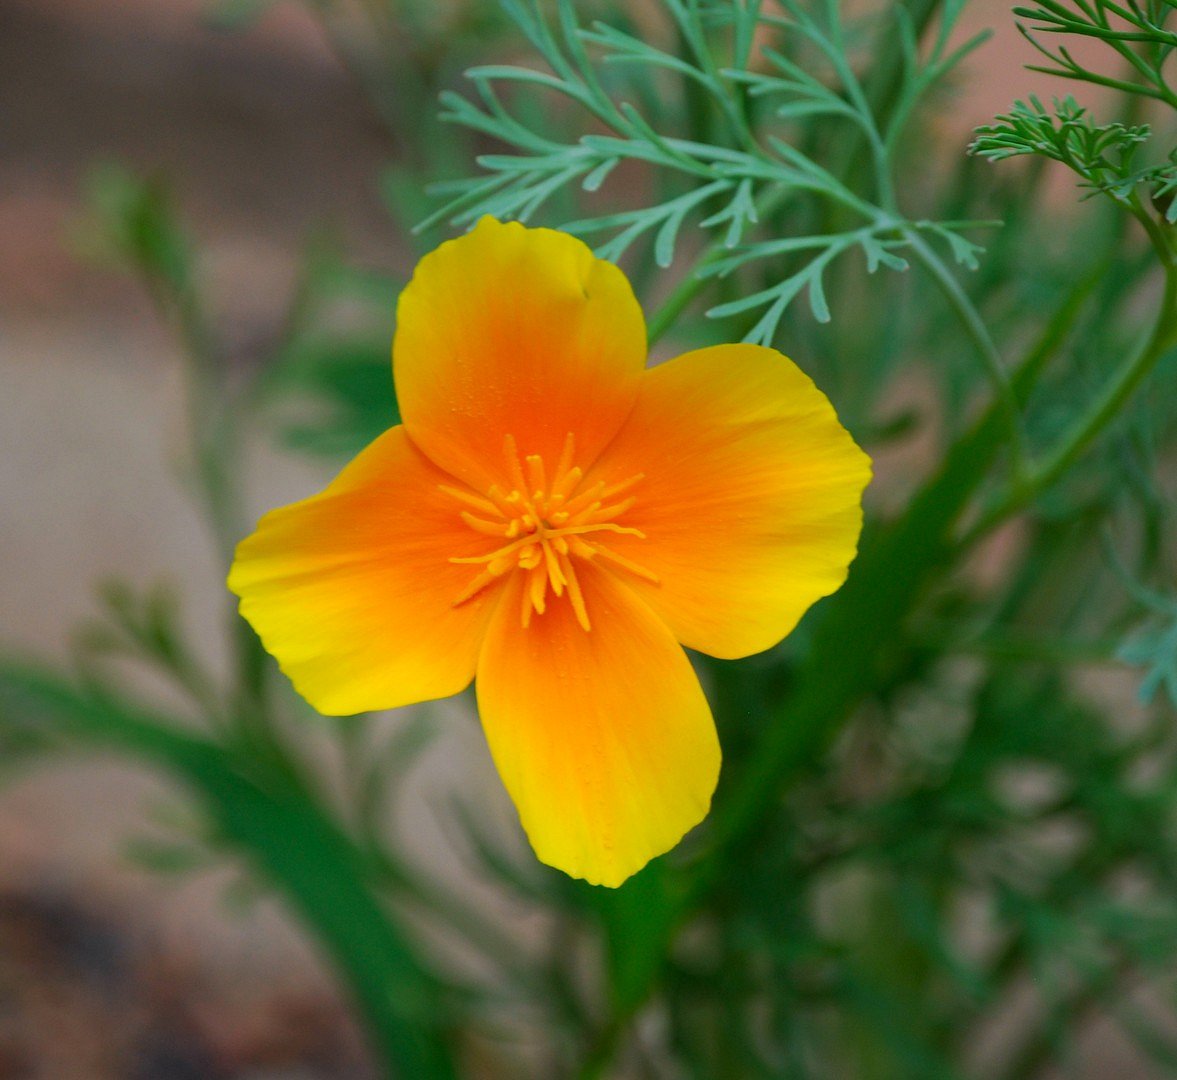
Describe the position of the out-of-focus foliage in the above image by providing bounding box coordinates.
[1013,0,1177,104]
[3,0,1177,1078]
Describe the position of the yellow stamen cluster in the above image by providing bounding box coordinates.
[443,433,658,630]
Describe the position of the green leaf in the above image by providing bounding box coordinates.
[80,164,192,292]
[0,661,457,1078]
[593,859,684,1011]
[1117,610,1177,706]
[971,96,1164,213]
[269,338,400,460]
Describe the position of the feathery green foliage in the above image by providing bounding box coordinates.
[428,0,990,339]
[972,96,1177,218]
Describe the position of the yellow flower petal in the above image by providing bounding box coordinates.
[586,344,871,659]
[229,427,500,715]
[476,561,720,887]
[394,217,646,492]
[232,220,872,886]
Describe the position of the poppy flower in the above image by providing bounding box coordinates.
[229,217,870,887]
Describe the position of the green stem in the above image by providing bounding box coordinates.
[645,247,727,346]
[962,258,1177,545]
[156,256,288,759]
[815,0,899,212]
[916,624,1125,665]
[683,12,762,159]
[149,277,241,572]
[829,0,945,204]
[906,230,1030,472]
[149,269,274,736]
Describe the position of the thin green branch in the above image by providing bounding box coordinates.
[962,256,1177,544]
[905,230,1030,473]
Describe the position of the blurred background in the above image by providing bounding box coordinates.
[2,3,466,1074]
[1,0,1171,1076]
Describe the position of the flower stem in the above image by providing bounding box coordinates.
[961,256,1177,545]
[645,247,727,347]
[905,229,1030,474]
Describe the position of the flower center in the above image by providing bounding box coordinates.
[442,433,658,631]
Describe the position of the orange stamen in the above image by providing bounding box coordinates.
[438,484,499,515]
[562,554,591,631]
[460,511,514,537]
[444,434,654,626]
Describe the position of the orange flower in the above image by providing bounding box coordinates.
[229,217,871,887]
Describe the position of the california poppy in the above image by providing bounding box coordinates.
[229,217,870,887]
